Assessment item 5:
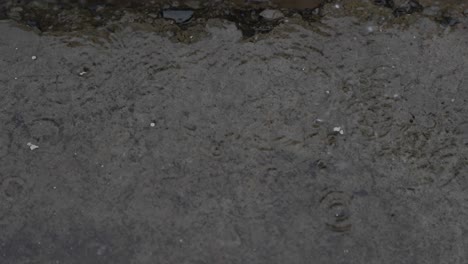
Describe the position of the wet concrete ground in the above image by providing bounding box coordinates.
[1,0,468,263]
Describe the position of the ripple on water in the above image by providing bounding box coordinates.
[319,189,353,232]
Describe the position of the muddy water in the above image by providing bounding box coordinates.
[1,0,468,263]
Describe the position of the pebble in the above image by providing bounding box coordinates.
[150,122,156,127]
[259,9,284,20]
[393,0,423,17]
[333,127,344,135]
[27,142,39,150]
[31,55,37,60]
[162,9,194,24]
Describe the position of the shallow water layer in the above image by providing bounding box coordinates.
[1,0,468,263]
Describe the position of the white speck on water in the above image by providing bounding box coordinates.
[344,249,349,254]
[366,26,374,33]
[334,4,340,9]
[333,127,344,135]
[451,99,455,102]
[391,65,396,68]
[27,142,39,150]
[31,55,37,60]
[326,90,330,94]
[79,71,87,76]
[14,77,17,80]
[179,239,183,243]
[393,94,399,98]
[150,122,156,127]
[101,164,104,168]
[316,118,323,122]
[53,186,57,189]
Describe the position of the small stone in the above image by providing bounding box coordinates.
[31,56,37,60]
[27,142,39,150]
[259,9,284,20]
[393,0,423,17]
[333,127,344,135]
[162,9,194,24]
[150,122,156,127]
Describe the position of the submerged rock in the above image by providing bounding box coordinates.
[393,0,424,17]
[162,9,194,24]
[259,9,284,20]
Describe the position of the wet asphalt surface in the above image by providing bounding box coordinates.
[1,0,468,263]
